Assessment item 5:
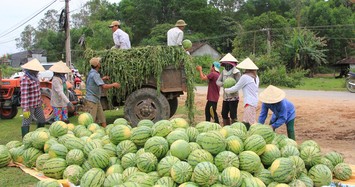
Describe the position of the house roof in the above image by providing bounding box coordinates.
[335,57,355,65]
[188,43,208,53]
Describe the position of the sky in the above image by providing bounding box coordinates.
[0,0,118,56]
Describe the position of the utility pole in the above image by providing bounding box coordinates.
[262,28,271,54]
[65,0,71,68]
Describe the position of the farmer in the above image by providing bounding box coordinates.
[86,57,120,127]
[109,20,131,49]
[258,85,296,140]
[167,19,187,46]
[216,53,241,126]
[224,57,259,130]
[196,61,221,124]
[20,59,46,137]
[49,61,74,123]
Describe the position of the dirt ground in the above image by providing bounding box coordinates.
[177,87,355,165]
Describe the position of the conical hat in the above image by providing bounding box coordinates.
[49,61,71,73]
[236,57,258,70]
[220,53,238,63]
[259,85,286,104]
[21,58,45,72]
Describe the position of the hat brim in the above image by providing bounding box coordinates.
[259,86,286,104]
[221,62,236,66]
[175,24,187,27]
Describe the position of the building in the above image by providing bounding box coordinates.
[10,49,47,67]
[188,43,221,60]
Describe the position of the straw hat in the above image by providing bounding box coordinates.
[175,20,187,27]
[49,61,71,73]
[220,53,238,63]
[21,58,45,72]
[90,57,101,66]
[236,57,258,70]
[109,21,120,28]
[259,85,286,104]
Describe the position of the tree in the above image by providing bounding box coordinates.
[209,0,243,17]
[37,9,60,32]
[16,25,36,50]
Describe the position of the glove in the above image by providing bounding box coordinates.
[23,111,30,119]
[67,102,75,111]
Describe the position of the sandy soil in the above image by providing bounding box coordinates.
[177,87,355,165]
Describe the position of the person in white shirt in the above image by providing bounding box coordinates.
[224,57,259,130]
[167,20,187,46]
[109,21,131,49]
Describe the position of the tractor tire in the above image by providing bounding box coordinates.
[124,88,170,127]
[0,105,18,119]
[168,97,178,118]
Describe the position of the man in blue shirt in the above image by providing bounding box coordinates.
[86,57,120,127]
[258,85,296,140]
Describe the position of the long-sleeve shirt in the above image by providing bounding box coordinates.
[167,27,183,46]
[50,76,70,107]
[20,75,42,112]
[258,99,296,129]
[216,68,240,101]
[113,29,131,49]
[224,74,259,107]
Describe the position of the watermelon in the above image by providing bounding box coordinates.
[244,134,266,155]
[116,140,137,158]
[226,135,244,155]
[104,173,124,187]
[23,147,43,168]
[63,137,85,150]
[103,143,117,157]
[179,182,199,187]
[49,121,68,137]
[35,153,51,171]
[193,162,219,186]
[155,176,176,187]
[170,118,189,129]
[298,173,313,187]
[0,146,12,168]
[121,153,137,169]
[186,127,199,142]
[10,145,26,163]
[42,158,67,179]
[130,126,152,146]
[78,112,94,126]
[220,167,242,187]
[198,131,226,155]
[288,179,306,187]
[166,130,189,145]
[22,131,34,148]
[137,119,155,128]
[6,140,22,150]
[189,142,201,151]
[67,123,75,131]
[80,168,106,187]
[308,164,332,187]
[127,172,156,186]
[152,120,173,137]
[157,155,180,177]
[182,39,192,49]
[63,165,84,185]
[333,163,352,181]
[136,152,158,173]
[144,136,169,159]
[122,167,139,181]
[114,118,129,126]
[106,164,124,176]
[239,151,262,174]
[289,156,306,177]
[48,143,68,158]
[83,139,103,156]
[260,144,281,166]
[170,140,191,160]
[66,149,85,166]
[87,123,101,133]
[170,161,193,183]
[248,124,275,143]
[187,149,214,168]
[318,157,334,172]
[269,157,297,183]
[57,134,75,144]
[280,145,299,157]
[324,151,344,167]
[88,148,110,169]
[299,146,321,169]
[254,169,273,186]
[299,140,320,151]
[214,151,239,172]
[223,77,236,88]
[35,179,61,187]
[109,125,131,145]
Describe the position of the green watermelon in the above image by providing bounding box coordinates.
[193,162,219,186]
[170,140,191,160]
[170,118,189,129]
[214,151,239,172]
[0,146,12,168]
[121,153,137,169]
[308,164,332,187]
[198,131,226,155]
[137,119,154,128]
[187,149,214,168]
[104,173,124,187]
[155,176,176,187]
[220,167,242,187]
[109,125,131,145]
[260,144,281,166]
[182,39,192,49]
[35,179,61,187]
[78,112,94,126]
[223,77,236,88]
[49,121,68,137]
[144,136,169,159]
[48,143,68,158]
[324,151,344,167]
[244,134,266,155]
[136,152,158,173]
[23,147,43,168]
[333,163,352,181]
[170,161,193,183]
[88,148,110,169]
[106,164,124,176]
[238,151,261,174]
[42,158,67,179]
[166,130,189,145]
[248,124,275,144]
[80,168,106,187]
[130,126,152,146]
[63,165,84,185]
[299,146,321,169]
[116,140,137,159]
[66,149,85,166]
[186,127,199,142]
[269,157,297,183]
[157,155,180,177]
[152,120,173,137]
[35,153,51,171]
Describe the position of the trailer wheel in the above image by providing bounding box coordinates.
[124,88,170,126]
[168,98,178,118]
[0,105,18,119]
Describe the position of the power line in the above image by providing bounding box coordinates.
[0,0,57,39]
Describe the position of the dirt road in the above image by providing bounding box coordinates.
[179,86,355,164]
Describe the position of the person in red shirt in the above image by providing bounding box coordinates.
[20,59,46,138]
[196,62,221,124]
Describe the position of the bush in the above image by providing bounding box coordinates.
[192,55,219,84]
[260,66,307,88]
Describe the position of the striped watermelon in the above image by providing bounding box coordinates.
[78,112,94,126]
[87,123,101,133]
[122,167,139,181]
[230,122,247,134]
[170,161,193,183]
[220,167,242,187]
[188,142,201,151]
[35,153,51,171]
[42,158,67,179]
[333,163,352,181]
[136,152,158,172]
[114,118,129,126]
[238,151,261,174]
[43,139,58,153]
[90,132,105,140]
[109,125,131,145]
[254,177,266,187]
[157,155,180,177]
[186,127,199,142]
[193,162,219,186]
[170,140,191,160]
[299,140,320,151]
[137,119,154,128]
[23,147,43,168]
[103,143,117,157]
[66,149,85,166]
[88,148,110,169]
[248,124,275,144]
[58,134,75,144]
[226,135,244,155]
[260,144,281,166]
[308,164,332,187]
[63,137,85,150]
[6,140,22,150]
[214,151,239,172]
[83,139,103,156]
[121,153,137,169]
[280,145,299,157]
[48,143,68,158]
[324,151,344,167]
[0,146,12,168]
[170,118,189,129]
[116,140,137,158]
[152,120,174,137]
[187,149,214,168]
[106,164,124,176]
[144,136,169,159]
[80,168,106,187]
[271,134,288,149]
[10,145,25,163]
[35,179,61,187]
[22,131,34,148]
[269,157,297,183]
[130,126,152,146]
[109,156,120,166]
[318,157,334,172]
[104,173,124,186]
[63,165,84,185]
[49,121,68,137]
[126,172,156,186]
[148,171,160,183]
[166,130,189,145]
[289,156,306,177]
[81,160,93,173]
[298,173,314,187]
[155,176,176,187]
[198,131,226,155]
[254,169,273,186]
[179,182,199,187]
[288,179,306,187]
[244,134,266,155]
[299,146,321,169]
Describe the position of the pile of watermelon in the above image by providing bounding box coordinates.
[0,113,353,187]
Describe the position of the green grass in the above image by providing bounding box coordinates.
[294,77,346,91]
